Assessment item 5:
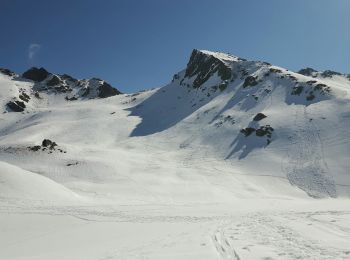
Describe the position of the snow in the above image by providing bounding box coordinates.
[1,50,350,259]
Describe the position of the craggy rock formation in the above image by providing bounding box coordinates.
[243,76,258,88]
[0,68,16,77]
[6,100,26,112]
[22,67,49,82]
[240,127,255,136]
[253,113,267,121]
[42,139,57,149]
[98,81,121,98]
[185,49,232,88]
[47,75,62,86]
[298,67,317,76]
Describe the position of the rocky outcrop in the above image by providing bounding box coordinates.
[253,113,267,121]
[42,139,57,149]
[28,139,65,153]
[255,125,274,137]
[47,75,62,86]
[240,127,255,136]
[321,70,341,78]
[298,67,317,76]
[243,76,258,88]
[184,49,232,88]
[0,68,16,77]
[6,100,26,112]
[98,81,121,98]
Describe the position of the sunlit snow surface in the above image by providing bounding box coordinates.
[1,51,350,259]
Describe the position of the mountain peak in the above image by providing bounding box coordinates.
[184,49,236,88]
[22,67,50,82]
[195,49,242,63]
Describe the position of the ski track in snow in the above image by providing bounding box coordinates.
[212,211,350,260]
[284,106,336,198]
[2,201,350,260]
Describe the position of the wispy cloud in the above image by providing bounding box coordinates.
[28,43,41,61]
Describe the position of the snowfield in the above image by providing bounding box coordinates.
[1,50,350,259]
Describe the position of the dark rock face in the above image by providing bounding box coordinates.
[28,139,62,153]
[98,81,121,98]
[185,49,232,88]
[255,125,274,137]
[298,67,317,76]
[243,76,258,88]
[7,101,26,112]
[19,92,30,102]
[269,68,282,74]
[291,85,304,96]
[29,145,41,151]
[218,81,228,91]
[42,139,57,149]
[321,70,341,78]
[60,74,78,83]
[240,127,255,136]
[240,124,274,145]
[22,67,49,82]
[306,93,315,101]
[34,92,41,99]
[47,75,61,86]
[253,113,267,121]
[82,87,90,97]
[65,96,78,101]
[0,68,16,77]
[54,85,72,93]
[306,80,317,85]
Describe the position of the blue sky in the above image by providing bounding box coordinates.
[1,0,350,93]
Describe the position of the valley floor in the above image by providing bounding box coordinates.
[1,199,350,260]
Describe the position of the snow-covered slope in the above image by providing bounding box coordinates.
[1,50,350,259]
[1,50,350,200]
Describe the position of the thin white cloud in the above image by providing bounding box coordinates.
[28,43,41,61]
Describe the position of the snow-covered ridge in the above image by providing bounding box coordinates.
[0,66,122,113]
[198,49,242,63]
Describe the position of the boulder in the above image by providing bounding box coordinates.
[42,139,57,149]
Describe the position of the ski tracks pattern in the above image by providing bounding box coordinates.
[212,211,350,260]
[283,106,336,197]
